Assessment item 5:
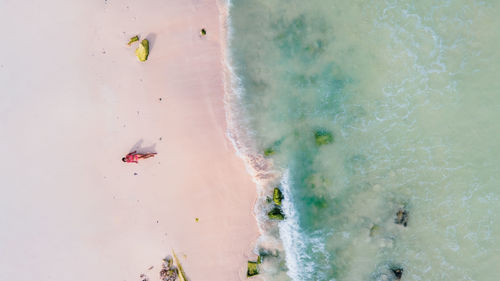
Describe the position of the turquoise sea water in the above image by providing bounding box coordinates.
[227,1,500,280]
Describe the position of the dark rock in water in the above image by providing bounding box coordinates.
[395,209,409,227]
[268,206,285,220]
[391,268,403,280]
[314,129,334,146]
[247,261,259,277]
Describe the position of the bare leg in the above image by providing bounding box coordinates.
[139,153,156,159]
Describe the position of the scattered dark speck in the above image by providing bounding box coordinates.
[159,137,162,141]
[136,111,139,115]
[102,50,106,54]
[156,220,159,223]
[123,124,126,127]
[159,98,162,101]
[133,172,138,175]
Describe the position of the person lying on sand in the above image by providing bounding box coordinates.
[122,151,156,163]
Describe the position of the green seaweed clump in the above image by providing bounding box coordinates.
[268,206,285,220]
[264,147,276,156]
[273,187,284,206]
[127,35,139,46]
[247,261,259,277]
[314,129,333,146]
[200,28,207,36]
[263,138,283,157]
[135,39,150,61]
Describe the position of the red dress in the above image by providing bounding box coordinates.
[125,154,139,163]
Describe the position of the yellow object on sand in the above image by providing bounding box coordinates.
[172,249,187,281]
[135,39,149,61]
[127,35,139,46]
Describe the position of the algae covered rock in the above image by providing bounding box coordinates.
[314,129,333,146]
[268,206,285,220]
[273,187,284,206]
[127,35,139,46]
[135,39,150,61]
[247,261,259,277]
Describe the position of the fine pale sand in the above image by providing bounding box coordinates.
[0,0,259,280]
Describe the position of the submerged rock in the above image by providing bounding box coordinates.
[273,187,284,206]
[395,209,409,227]
[391,268,403,280]
[314,129,333,146]
[369,224,380,237]
[135,39,150,61]
[247,261,259,277]
[264,139,283,157]
[268,206,285,220]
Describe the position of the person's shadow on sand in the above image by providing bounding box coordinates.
[129,139,157,154]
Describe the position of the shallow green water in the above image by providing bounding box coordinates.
[228,0,500,280]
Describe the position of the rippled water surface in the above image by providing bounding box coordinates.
[228,1,500,280]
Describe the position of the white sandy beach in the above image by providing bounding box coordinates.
[0,0,259,280]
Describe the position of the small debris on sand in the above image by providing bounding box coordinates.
[128,35,139,46]
[200,28,207,36]
[160,257,179,281]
